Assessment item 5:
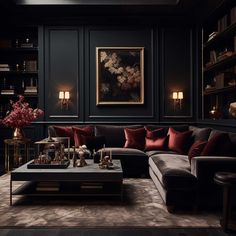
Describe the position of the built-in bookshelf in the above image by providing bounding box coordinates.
[0,27,38,119]
[202,0,236,121]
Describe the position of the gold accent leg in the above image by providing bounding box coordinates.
[5,143,8,172]
[10,176,12,206]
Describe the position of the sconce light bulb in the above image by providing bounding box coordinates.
[64,91,70,100]
[59,91,64,99]
[178,92,183,100]
[172,92,178,99]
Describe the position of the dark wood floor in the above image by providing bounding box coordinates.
[0,227,234,236]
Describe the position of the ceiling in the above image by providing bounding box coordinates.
[0,0,219,24]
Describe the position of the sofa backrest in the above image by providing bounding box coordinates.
[189,126,212,142]
[145,125,189,135]
[48,125,95,145]
[95,125,142,147]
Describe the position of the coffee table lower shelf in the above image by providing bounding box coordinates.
[11,181,123,204]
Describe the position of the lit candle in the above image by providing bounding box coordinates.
[100,149,103,161]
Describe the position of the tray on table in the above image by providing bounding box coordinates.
[27,160,70,169]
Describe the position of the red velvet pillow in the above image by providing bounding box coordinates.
[201,133,232,156]
[168,127,193,154]
[124,127,146,150]
[145,127,168,151]
[188,140,207,163]
[53,126,74,141]
[73,126,94,147]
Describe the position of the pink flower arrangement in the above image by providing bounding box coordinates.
[1,95,44,128]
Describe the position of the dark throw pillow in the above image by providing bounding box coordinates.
[53,126,74,142]
[188,140,207,163]
[201,133,232,156]
[82,135,106,152]
[73,126,94,147]
[145,127,168,151]
[124,127,146,150]
[168,127,193,154]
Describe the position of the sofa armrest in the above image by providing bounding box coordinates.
[191,156,236,186]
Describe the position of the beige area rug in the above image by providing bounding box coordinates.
[0,174,220,228]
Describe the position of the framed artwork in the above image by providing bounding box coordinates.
[96,47,144,105]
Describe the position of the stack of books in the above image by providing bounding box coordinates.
[0,64,10,71]
[36,182,60,192]
[24,86,37,95]
[1,88,15,95]
[25,60,37,72]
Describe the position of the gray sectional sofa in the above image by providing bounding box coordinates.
[48,124,236,212]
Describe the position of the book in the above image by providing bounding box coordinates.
[1,90,15,95]
[21,43,34,48]
[0,68,10,71]
[25,60,37,72]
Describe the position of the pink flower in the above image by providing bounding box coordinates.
[1,96,44,128]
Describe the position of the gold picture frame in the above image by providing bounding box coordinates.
[96,47,144,105]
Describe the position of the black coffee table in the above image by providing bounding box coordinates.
[10,159,123,205]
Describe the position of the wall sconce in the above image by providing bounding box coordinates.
[59,91,70,110]
[172,91,183,110]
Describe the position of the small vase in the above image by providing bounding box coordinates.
[13,127,25,140]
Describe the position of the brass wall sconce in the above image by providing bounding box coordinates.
[59,91,70,110]
[172,91,183,110]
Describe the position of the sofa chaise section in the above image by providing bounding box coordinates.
[149,154,197,211]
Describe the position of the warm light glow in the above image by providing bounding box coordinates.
[178,92,183,100]
[59,91,64,99]
[172,92,178,99]
[64,91,70,99]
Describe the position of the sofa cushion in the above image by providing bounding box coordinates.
[188,140,207,163]
[52,126,73,139]
[98,147,146,157]
[82,135,106,152]
[95,125,142,147]
[168,127,193,154]
[124,127,146,150]
[73,126,94,147]
[145,127,168,151]
[149,154,197,189]
[145,150,177,157]
[202,133,232,156]
[97,147,148,177]
[145,125,189,134]
[209,129,236,156]
[189,126,211,142]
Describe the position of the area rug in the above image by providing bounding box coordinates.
[0,174,220,228]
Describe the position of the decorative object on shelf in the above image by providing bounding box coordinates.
[0,95,43,139]
[59,91,70,109]
[229,102,236,118]
[96,47,144,105]
[209,106,221,120]
[21,38,33,48]
[172,91,183,110]
[24,78,37,95]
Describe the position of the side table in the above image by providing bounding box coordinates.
[4,138,31,172]
[214,172,236,232]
